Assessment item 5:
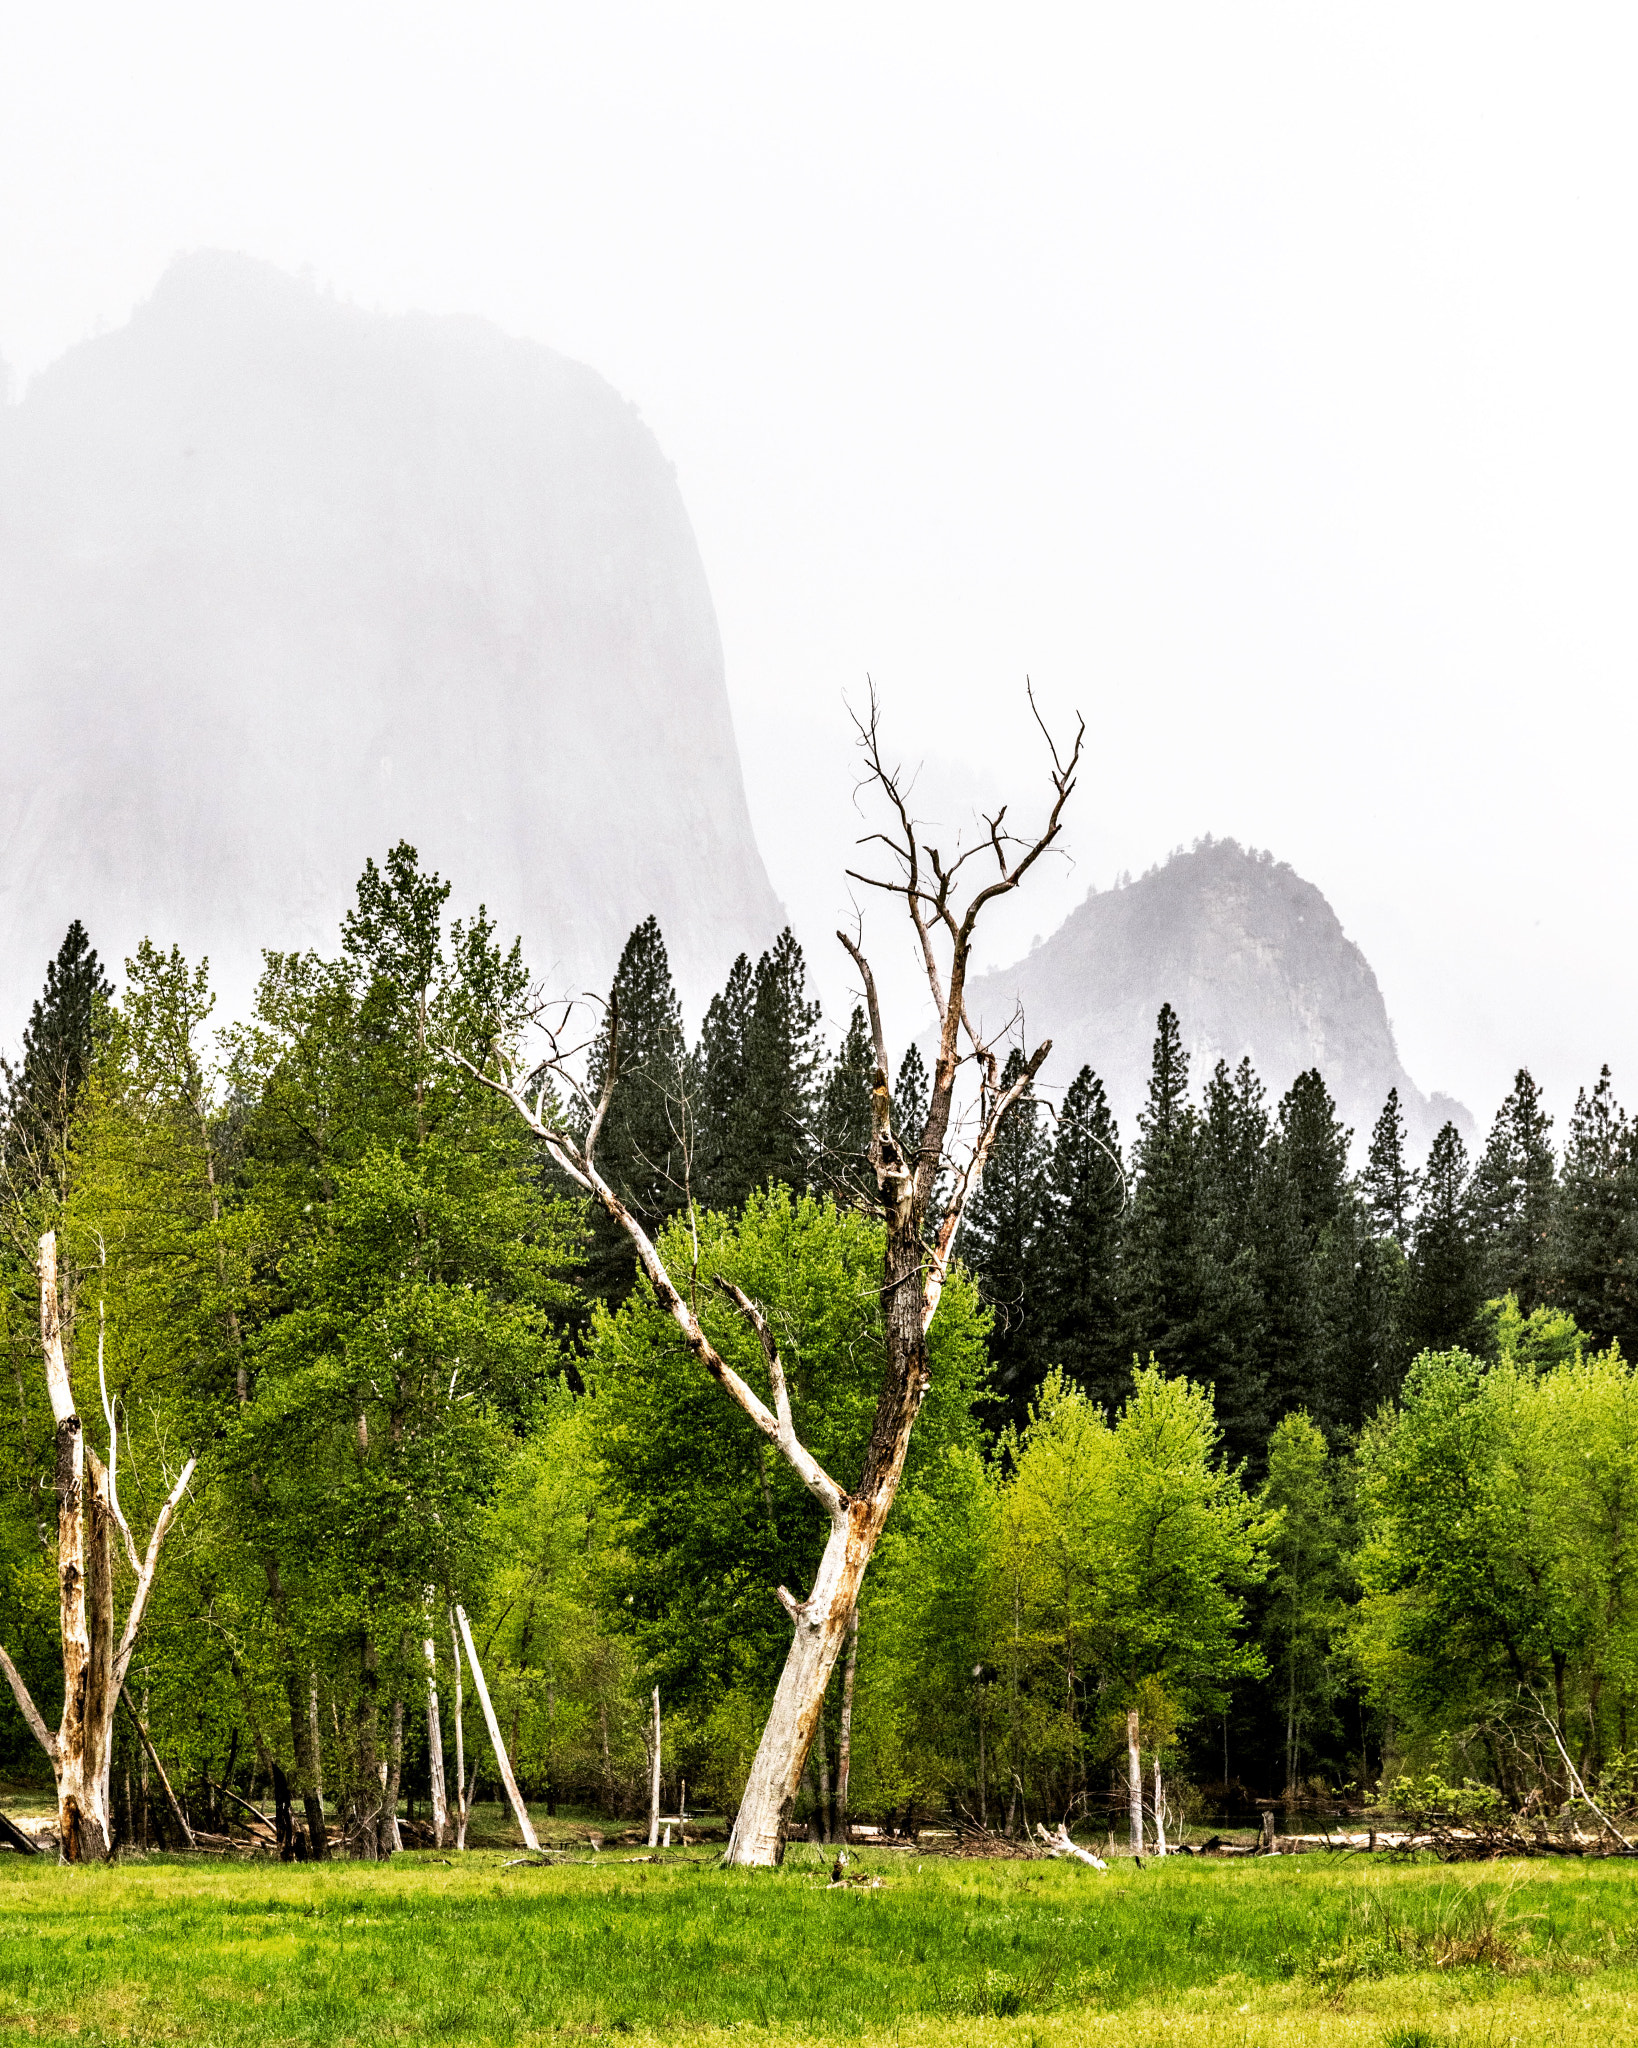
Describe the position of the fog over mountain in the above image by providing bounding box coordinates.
[964,837,1469,1160]
[0,253,782,1028]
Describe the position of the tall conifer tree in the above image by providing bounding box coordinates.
[2,919,113,1194]
[1404,1121,1485,1355]
[817,1004,875,1200]
[1121,1004,1203,1382]
[691,953,754,1209]
[963,1046,1051,1422]
[1038,1064,1126,1408]
[1363,1088,1419,1247]
[1470,1068,1556,1310]
[1548,1066,1638,1356]
[1192,1057,1274,1464]
[581,917,688,1302]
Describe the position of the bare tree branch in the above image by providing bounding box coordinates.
[0,1641,56,1763]
[443,1045,849,1524]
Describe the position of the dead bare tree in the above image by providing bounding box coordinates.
[0,1234,196,1860]
[444,685,1081,1866]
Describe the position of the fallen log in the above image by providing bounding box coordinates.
[1035,1822,1108,1870]
[0,1809,41,1856]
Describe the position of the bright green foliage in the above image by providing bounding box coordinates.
[1260,1413,1348,1794]
[473,1381,640,1810]
[6,1854,1638,2045]
[585,1187,987,1803]
[867,1364,1268,1821]
[1353,1332,1638,1789]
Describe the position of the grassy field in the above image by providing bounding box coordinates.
[1,1843,1636,2045]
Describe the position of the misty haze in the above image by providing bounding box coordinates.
[4,12,1638,2041]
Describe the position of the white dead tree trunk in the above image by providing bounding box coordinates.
[1127,1709,1143,1857]
[455,1605,539,1852]
[446,686,1082,1867]
[647,1687,662,1848]
[0,1234,196,1862]
[1153,1756,1167,1857]
[448,1610,471,1850]
[424,1626,449,1849]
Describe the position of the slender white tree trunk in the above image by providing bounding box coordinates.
[424,1632,448,1849]
[836,1607,858,1841]
[455,1606,538,1852]
[647,1688,662,1848]
[1127,1710,1143,1857]
[449,1613,469,1850]
[1153,1758,1167,1857]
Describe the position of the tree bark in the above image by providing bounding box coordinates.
[384,1694,405,1853]
[1127,1710,1143,1857]
[836,1606,858,1839]
[424,1632,449,1848]
[449,1612,469,1850]
[447,688,1081,1871]
[0,1237,196,1864]
[455,1605,538,1852]
[1153,1757,1167,1856]
[118,1685,195,1848]
[647,1687,662,1848]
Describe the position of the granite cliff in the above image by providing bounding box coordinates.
[963,837,1467,1158]
[0,254,782,1025]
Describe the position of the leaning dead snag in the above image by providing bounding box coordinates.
[0,1235,197,1862]
[446,686,1081,1867]
[455,1605,539,1853]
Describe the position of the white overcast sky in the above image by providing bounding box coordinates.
[3,2,1635,1134]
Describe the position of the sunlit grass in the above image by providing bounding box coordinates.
[0,1843,1635,2043]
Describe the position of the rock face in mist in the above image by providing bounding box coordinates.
[0,253,782,1027]
[964,838,1468,1159]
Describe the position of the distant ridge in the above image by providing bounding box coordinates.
[964,837,1467,1158]
[0,252,783,1026]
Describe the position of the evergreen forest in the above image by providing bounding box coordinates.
[6,853,1638,1854]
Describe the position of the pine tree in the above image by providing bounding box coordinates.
[2,919,113,1193]
[1192,1057,1273,1465]
[816,1004,875,1200]
[1121,1004,1203,1384]
[1404,1121,1484,1355]
[581,917,688,1302]
[1312,1199,1407,1432]
[739,929,822,1192]
[1274,1070,1350,1244]
[692,930,821,1211]
[1548,1066,1638,1357]
[963,1047,1051,1423]
[893,1045,929,1152]
[1470,1068,1556,1310]
[1363,1088,1419,1248]
[691,952,754,1209]
[1038,1064,1126,1408]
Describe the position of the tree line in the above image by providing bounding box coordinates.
[5,869,1638,1857]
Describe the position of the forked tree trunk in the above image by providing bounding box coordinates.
[448,685,1082,1872]
[0,1236,195,1863]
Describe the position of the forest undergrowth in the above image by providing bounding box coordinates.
[1,1852,1636,2044]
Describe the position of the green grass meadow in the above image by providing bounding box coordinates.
[2,1845,1637,2045]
